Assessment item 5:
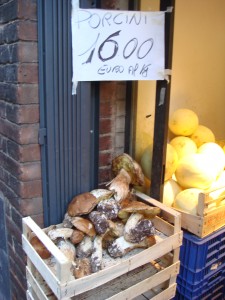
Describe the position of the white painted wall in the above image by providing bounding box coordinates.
[135,0,225,160]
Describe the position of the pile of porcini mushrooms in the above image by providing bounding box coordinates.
[31,153,160,279]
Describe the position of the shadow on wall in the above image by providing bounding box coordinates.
[0,192,11,300]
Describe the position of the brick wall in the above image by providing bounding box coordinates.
[0,0,127,298]
[98,81,127,186]
[0,0,42,298]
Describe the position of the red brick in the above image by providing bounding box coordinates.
[99,118,112,135]
[7,140,41,162]
[17,83,39,104]
[100,81,116,100]
[100,101,113,117]
[7,104,40,124]
[115,82,126,99]
[98,167,111,184]
[99,151,112,167]
[0,118,39,144]
[19,124,39,144]
[19,162,41,181]
[18,0,37,21]
[99,134,112,151]
[18,42,38,62]
[31,213,44,228]
[18,63,38,84]
[19,197,43,216]
[18,20,37,41]
[19,179,42,198]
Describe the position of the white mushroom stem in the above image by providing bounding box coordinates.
[124,213,143,242]
[124,213,155,243]
[108,168,132,202]
[48,228,74,241]
[107,236,150,258]
[76,236,93,258]
[91,235,103,273]
[57,240,76,262]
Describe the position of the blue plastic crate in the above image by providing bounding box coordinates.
[174,227,225,300]
[174,265,225,300]
[179,226,225,274]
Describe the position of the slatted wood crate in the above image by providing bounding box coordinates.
[22,192,182,300]
[163,185,225,238]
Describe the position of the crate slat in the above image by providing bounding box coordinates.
[163,185,225,238]
[106,262,179,300]
[23,193,182,300]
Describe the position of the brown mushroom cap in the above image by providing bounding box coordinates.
[119,200,161,219]
[30,236,51,259]
[70,229,85,244]
[67,192,98,217]
[73,258,91,279]
[71,217,96,237]
[111,153,144,186]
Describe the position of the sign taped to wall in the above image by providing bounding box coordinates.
[71,1,166,84]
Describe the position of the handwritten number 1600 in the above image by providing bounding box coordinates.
[80,30,154,64]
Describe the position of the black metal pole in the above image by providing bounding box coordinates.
[150,0,175,201]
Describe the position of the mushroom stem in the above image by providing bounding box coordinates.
[107,236,153,258]
[76,236,93,258]
[91,235,103,273]
[108,168,132,202]
[124,213,155,243]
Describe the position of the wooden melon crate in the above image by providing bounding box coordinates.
[22,192,182,300]
[163,185,225,238]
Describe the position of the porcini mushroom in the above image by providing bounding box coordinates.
[119,200,161,219]
[76,236,93,258]
[108,153,145,202]
[90,189,114,201]
[57,239,76,262]
[88,211,109,235]
[70,229,85,245]
[67,192,99,217]
[97,197,120,220]
[107,235,155,258]
[124,214,156,243]
[73,258,92,279]
[30,236,51,259]
[48,228,74,241]
[91,235,103,273]
[71,217,96,237]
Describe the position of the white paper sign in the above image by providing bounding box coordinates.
[71,4,165,83]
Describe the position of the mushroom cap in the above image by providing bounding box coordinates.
[30,236,51,259]
[70,229,85,244]
[73,258,91,279]
[90,189,114,201]
[71,217,96,237]
[111,153,145,186]
[119,200,161,218]
[67,192,98,217]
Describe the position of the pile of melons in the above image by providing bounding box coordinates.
[140,108,225,215]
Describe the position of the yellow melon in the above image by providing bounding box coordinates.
[163,179,183,207]
[175,153,217,189]
[198,142,225,177]
[169,108,199,136]
[190,125,215,147]
[209,171,225,201]
[173,188,204,215]
[170,136,197,160]
[140,143,178,182]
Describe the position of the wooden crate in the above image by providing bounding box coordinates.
[163,185,225,238]
[22,192,182,300]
